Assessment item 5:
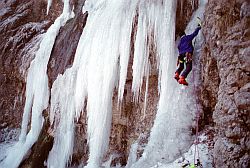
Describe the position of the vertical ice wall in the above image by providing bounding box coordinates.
[130,0,207,167]
[0,1,73,168]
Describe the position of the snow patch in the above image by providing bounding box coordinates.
[151,135,213,168]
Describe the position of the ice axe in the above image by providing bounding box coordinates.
[196,17,202,27]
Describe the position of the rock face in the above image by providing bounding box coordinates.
[47,0,87,86]
[200,0,250,167]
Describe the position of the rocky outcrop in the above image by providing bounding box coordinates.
[200,0,250,167]
[47,0,87,86]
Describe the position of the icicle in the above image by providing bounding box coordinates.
[117,0,139,102]
[132,3,149,102]
[47,0,131,167]
[125,141,139,168]
[84,1,123,166]
[47,0,53,15]
[47,70,76,168]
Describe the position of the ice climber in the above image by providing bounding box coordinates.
[174,24,201,86]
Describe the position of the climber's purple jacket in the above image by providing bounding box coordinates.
[178,26,201,55]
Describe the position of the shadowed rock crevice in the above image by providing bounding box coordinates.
[176,0,199,37]
[47,0,87,86]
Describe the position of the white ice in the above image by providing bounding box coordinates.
[0,142,16,163]
[47,0,52,15]
[47,1,139,166]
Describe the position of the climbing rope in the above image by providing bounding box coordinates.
[191,51,202,168]
[191,17,203,167]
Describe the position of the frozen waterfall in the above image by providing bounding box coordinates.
[0,0,208,167]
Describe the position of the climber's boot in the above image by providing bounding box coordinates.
[178,76,188,86]
[174,72,180,81]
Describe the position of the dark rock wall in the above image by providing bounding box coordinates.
[200,0,250,167]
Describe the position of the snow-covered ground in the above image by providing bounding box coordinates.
[0,133,213,168]
[151,134,213,168]
[0,141,16,163]
[0,128,19,163]
[105,133,213,168]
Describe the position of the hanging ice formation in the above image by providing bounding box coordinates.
[46,0,178,167]
[0,1,74,168]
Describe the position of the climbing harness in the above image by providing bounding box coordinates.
[177,52,192,66]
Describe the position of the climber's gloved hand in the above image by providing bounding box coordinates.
[197,17,202,28]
